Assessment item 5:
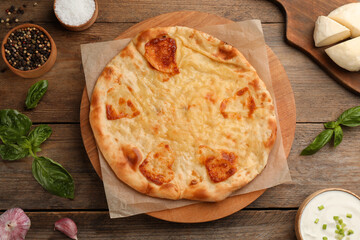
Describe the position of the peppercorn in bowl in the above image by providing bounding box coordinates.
[1,23,57,78]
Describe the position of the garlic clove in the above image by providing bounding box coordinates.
[0,208,31,240]
[54,218,78,240]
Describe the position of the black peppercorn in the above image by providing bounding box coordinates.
[4,27,51,71]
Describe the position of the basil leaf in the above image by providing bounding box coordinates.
[0,109,32,144]
[0,144,29,161]
[324,121,337,129]
[25,80,48,109]
[334,125,343,147]
[28,124,52,147]
[17,136,32,149]
[32,156,74,199]
[301,129,334,155]
[336,106,360,127]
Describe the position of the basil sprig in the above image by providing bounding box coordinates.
[301,106,360,155]
[25,80,48,109]
[0,109,75,199]
[301,129,334,155]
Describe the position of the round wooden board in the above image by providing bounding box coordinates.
[80,11,296,223]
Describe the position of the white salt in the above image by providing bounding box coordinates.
[55,0,95,26]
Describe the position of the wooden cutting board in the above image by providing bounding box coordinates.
[80,11,296,223]
[272,0,360,94]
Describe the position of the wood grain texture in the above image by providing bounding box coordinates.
[8,210,296,239]
[272,0,360,93]
[0,0,283,24]
[80,11,295,222]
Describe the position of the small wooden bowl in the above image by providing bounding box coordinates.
[1,23,57,78]
[295,188,360,240]
[53,0,98,31]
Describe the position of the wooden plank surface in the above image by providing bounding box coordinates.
[10,210,296,239]
[0,0,283,23]
[0,0,359,238]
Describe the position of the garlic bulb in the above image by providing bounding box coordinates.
[0,208,31,240]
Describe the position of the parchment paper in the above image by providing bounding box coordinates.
[80,20,292,218]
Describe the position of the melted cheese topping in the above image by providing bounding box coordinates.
[91,26,276,200]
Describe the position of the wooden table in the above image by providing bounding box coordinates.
[0,0,359,239]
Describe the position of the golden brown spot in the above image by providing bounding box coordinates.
[163,77,169,82]
[235,68,246,73]
[116,74,122,85]
[225,134,237,143]
[198,146,238,183]
[119,98,126,105]
[205,92,216,104]
[247,96,256,118]
[195,37,202,45]
[90,93,100,108]
[220,87,256,120]
[261,92,268,102]
[120,46,134,59]
[216,44,237,60]
[205,151,237,183]
[236,87,249,96]
[152,125,160,135]
[106,104,123,120]
[127,86,133,92]
[193,188,210,200]
[145,37,179,74]
[220,100,229,118]
[139,143,175,185]
[107,87,114,93]
[249,79,260,91]
[101,67,114,81]
[189,170,202,186]
[144,183,154,194]
[106,98,140,120]
[264,118,277,148]
[122,146,142,170]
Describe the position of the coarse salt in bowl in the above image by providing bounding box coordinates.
[54,0,98,31]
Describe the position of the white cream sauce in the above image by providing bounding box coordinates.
[300,190,360,240]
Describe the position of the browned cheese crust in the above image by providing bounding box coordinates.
[89,26,277,201]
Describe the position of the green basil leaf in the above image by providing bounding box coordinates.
[17,136,32,149]
[28,124,52,147]
[33,146,41,154]
[0,144,29,161]
[25,80,48,109]
[0,109,32,144]
[32,156,74,199]
[301,129,334,155]
[324,121,337,129]
[334,126,343,147]
[336,106,360,127]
